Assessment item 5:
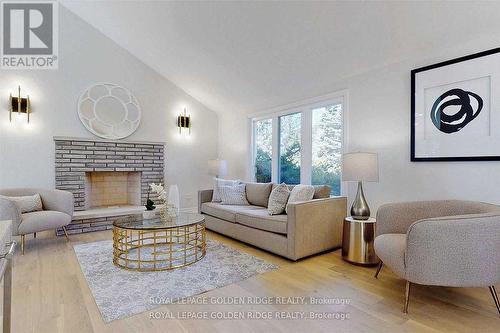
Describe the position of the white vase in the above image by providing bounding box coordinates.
[142,210,156,219]
[168,184,180,214]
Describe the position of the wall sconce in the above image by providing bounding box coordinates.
[9,86,31,123]
[177,108,191,135]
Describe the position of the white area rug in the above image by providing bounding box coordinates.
[73,239,278,322]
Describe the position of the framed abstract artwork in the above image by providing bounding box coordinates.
[411,47,500,161]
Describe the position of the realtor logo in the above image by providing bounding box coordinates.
[1,1,58,69]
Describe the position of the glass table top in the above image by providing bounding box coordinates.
[113,213,205,230]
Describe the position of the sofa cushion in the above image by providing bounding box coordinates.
[236,209,287,234]
[219,184,249,205]
[272,183,295,192]
[267,183,290,215]
[201,202,261,222]
[0,193,43,213]
[374,233,406,278]
[286,185,315,214]
[313,185,331,199]
[270,184,331,199]
[212,178,240,202]
[19,210,71,234]
[245,182,272,207]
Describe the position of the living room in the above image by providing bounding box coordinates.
[0,1,499,332]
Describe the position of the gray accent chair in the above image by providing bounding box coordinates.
[0,188,74,254]
[373,200,500,315]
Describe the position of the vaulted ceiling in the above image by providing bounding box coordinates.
[62,1,500,115]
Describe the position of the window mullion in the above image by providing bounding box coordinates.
[250,120,256,182]
[301,109,312,184]
[271,116,279,183]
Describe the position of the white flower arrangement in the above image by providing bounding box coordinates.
[149,183,167,201]
[149,183,177,220]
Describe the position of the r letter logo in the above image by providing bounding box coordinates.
[1,1,58,69]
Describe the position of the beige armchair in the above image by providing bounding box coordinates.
[374,200,500,315]
[0,188,74,254]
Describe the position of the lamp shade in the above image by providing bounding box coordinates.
[208,159,227,177]
[342,152,379,182]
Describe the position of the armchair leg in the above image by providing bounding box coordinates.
[403,281,412,314]
[374,261,383,278]
[20,235,25,255]
[489,286,500,315]
[62,226,69,242]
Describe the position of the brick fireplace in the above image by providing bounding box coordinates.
[54,137,165,234]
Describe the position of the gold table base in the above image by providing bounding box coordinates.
[113,223,206,271]
[341,217,379,266]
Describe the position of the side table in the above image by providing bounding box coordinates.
[341,217,379,266]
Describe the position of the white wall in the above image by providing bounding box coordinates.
[218,35,500,213]
[218,112,251,180]
[0,6,218,210]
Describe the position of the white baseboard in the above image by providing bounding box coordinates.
[180,207,198,213]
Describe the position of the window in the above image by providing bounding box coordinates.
[311,104,343,195]
[279,113,301,184]
[253,118,272,182]
[251,91,346,196]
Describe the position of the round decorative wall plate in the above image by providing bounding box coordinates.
[78,83,141,139]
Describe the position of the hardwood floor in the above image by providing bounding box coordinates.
[9,230,499,333]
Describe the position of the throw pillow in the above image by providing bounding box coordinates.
[219,184,249,205]
[267,183,290,215]
[212,178,240,202]
[0,194,43,213]
[244,182,273,207]
[313,185,331,199]
[286,185,315,214]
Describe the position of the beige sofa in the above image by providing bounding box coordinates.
[374,200,500,314]
[198,183,347,260]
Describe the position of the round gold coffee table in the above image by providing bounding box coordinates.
[113,213,206,271]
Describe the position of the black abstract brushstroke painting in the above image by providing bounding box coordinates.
[430,88,483,134]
